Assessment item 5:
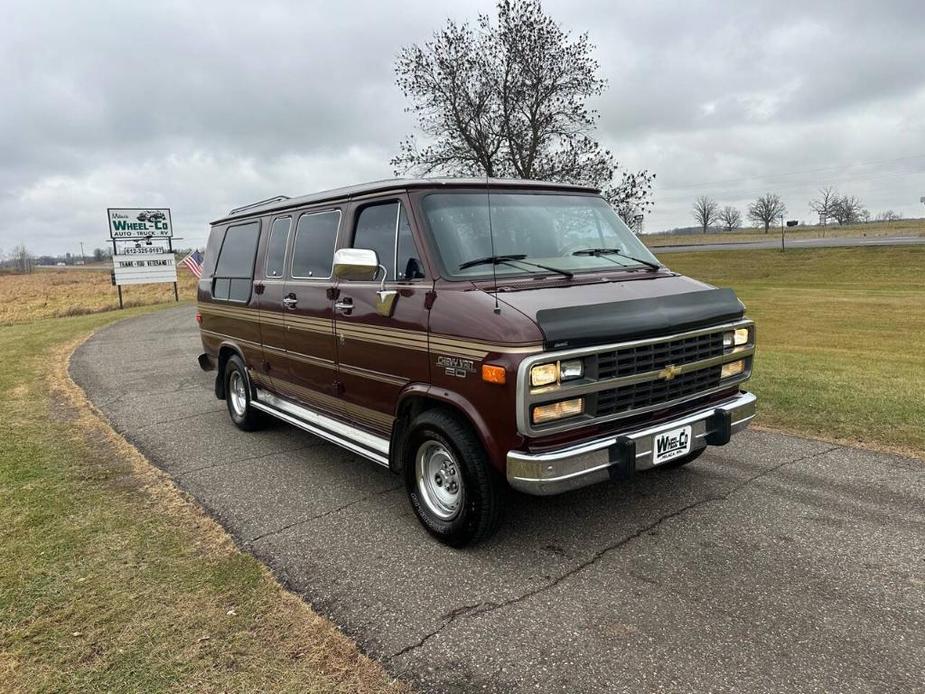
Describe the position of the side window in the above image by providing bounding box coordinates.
[291,210,340,279]
[353,202,399,280]
[212,221,259,301]
[396,205,425,280]
[265,217,290,278]
[353,201,425,281]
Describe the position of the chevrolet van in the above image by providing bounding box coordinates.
[197,179,756,546]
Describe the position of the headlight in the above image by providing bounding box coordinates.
[559,359,583,381]
[721,359,745,379]
[530,363,558,387]
[724,327,750,349]
[530,359,584,387]
[532,398,584,424]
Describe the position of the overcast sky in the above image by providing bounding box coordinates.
[2,0,924,255]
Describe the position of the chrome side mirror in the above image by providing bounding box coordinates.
[332,248,379,281]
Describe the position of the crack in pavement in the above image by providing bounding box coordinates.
[177,443,322,476]
[135,408,226,430]
[386,444,841,663]
[246,483,403,544]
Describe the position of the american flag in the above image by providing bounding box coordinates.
[181,250,204,278]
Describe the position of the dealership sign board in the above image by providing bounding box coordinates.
[113,253,177,285]
[107,208,173,238]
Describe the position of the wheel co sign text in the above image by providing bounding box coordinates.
[107,208,173,239]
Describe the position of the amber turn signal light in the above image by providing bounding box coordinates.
[481,364,506,384]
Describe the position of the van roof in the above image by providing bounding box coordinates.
[213,177,600,224]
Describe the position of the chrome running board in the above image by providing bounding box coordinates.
[252,387,390,467]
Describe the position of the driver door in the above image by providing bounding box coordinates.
[333,196,430,437]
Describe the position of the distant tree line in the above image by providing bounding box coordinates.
[691,187,905,234]
[691,193,786,233]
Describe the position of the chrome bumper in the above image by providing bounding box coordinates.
[506,391,756,496]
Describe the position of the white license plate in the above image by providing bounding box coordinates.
[653,425,692,465]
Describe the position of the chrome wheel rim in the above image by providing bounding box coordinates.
[229,370,247,417]
[415,440,463,521]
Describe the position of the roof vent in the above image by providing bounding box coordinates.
[228,195,290,215]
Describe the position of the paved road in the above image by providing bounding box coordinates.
[71,306,925,693]
[651,234,925,253]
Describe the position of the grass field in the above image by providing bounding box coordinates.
[0,307,405,692]
[643,217,925,247]
[0,267,198,325]
[663,246,925,457]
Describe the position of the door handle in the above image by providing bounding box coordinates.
[334,298,354,313]
[282,295,298,309]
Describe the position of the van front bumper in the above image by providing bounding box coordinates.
[506,391,756,496]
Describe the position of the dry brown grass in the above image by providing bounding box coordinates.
[0,267,199,325]
[0,310,410,692]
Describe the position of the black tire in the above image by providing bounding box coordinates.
[404,409,504,547]
[656,446,706,470]
[223,355,264,431]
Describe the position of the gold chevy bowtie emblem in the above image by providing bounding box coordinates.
[658,364,682,381]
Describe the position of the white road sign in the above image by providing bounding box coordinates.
[113,253,177,286]
[108,208,173,239]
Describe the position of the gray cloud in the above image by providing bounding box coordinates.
[1,0,923,254]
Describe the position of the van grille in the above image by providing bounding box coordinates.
[518,320,755,436]
[594,365,722,417]
[597,332,724,381]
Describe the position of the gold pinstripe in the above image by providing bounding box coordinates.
[251,372,393,431]
[200,329,261,349]
[262,344,336,370]
[338,363,409,386]
[197,304,543,355]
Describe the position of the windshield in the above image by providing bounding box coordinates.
[420,192,661,279]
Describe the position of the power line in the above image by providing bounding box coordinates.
[656,167,925,203]
[657,153,925,192]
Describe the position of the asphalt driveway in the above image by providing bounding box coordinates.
[70,306,925,693]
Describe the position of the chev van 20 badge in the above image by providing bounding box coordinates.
[436,355,476,378]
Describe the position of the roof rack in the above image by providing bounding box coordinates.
[228,195,290,215]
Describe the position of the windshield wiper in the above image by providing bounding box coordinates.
[571,247,661,271]
[459,254,573,279]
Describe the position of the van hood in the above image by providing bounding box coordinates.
[494,274,744,349]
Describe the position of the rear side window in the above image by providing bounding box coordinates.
[265,217,290,278]
[213,221,259,301]
[353,202,425,281]
[291,210,340,279]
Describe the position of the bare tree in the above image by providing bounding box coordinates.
[392,0,655,220]
[691,196,719,233]
[809,186,837,227]
[877,210,902,223]
[831,194,867,225]
[717,205,742,232]
[11,244,33,274]
[747,193,787,233]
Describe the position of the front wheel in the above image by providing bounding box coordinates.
[404,410,504,547]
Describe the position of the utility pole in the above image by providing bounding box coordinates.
[80,241,85,264]
[780,215,785,252]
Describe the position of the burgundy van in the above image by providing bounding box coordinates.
[197,179,756,546]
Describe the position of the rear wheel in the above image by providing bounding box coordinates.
[404,410,504,547]
[656,446,706,470]
[224,355,264,431]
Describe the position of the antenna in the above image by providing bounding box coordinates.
[486,176,501,314]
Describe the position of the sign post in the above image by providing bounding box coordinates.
[107,208,178,307]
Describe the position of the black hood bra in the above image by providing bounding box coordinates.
[535,288,745,349]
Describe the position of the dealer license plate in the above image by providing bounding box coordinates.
[652,425,692,465]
